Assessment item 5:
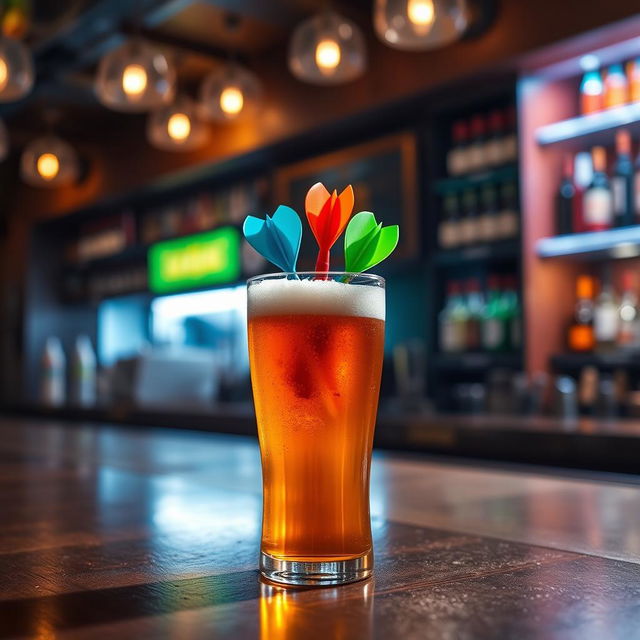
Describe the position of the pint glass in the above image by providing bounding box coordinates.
[247,272,385,586]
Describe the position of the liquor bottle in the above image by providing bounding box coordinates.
[71,335,97,408]
[438,192,461,248]
[612,129,634,227]
[502,105,518,163]
[604,64,628,109]
[498,181,519,239]
[465,279,484,351]
[503,275,522,350]
[478,183,499,242]
[628,58,640,103]
[482,276,507,352]
[583,147,613,231]
[460,189,479,245]
[617,270,639,349]
[555,154,576,235]
[41,337,66,407]
[580,68,604,114]
[466,114,487,173]
[447,120,469,176]
[634,140,640,222]
[594,269,619,351]
[439,281,465,353]
[573,151,593,233]
[568,275,595,352]
[485,110,505,167]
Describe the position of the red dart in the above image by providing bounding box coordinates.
[305,182,355,272]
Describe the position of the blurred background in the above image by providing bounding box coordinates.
[1,0,640,471]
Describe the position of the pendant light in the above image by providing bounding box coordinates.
[199,62,261,122]
[288,11,366,85]
[147,94,208,151]
[373,0,469,51]
[95,39,175,112]
[21,136,80,187]
[0,35,33,102]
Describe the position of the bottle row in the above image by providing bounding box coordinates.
[555,130,640,235]
[439,276,521,355]
[580,59,640,116]
[446,106,517,177]
[438,181,519,248]
[66,178,267,264]
[41,335,97,408]
[568,270,639,353]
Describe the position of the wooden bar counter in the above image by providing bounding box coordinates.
[1,417,640,639]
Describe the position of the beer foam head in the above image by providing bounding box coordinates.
[248,277,385,320]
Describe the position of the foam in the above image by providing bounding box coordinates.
[248,278,385,320]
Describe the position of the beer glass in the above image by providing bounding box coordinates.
[247,272,385,586]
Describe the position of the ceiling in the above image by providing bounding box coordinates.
[2,0,372,143]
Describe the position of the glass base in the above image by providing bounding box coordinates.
[260,550,373,586]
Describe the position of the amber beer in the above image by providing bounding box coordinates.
[247,273,385,586]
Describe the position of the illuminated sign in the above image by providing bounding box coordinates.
[148,227,241,294]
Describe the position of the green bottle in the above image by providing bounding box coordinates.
[482,276,508,352]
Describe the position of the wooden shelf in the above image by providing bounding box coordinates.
[536,103,640,146]
[434,164,518,194]
[552,351,640,372]
[66,245,148,271]
[434,352,522,372]
[434,239,520,266]
[536,226,640,261]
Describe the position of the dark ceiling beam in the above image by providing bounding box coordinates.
[123,24,248,64]
[200,0,308,28]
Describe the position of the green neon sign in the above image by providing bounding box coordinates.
[148,227,241,294]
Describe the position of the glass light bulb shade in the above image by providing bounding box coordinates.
[0,117,9,161]
[199,64,261,122]
[147,95,208,152]
[374,0,469,51]
[288,11,366,85]
[20,136,80,187]
[95,39,176,112]
[0,36,33,102]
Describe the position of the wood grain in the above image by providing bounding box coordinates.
[0,417,639,639]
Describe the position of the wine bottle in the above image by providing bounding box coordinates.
[555,154,575,235]
[583,147,613,231]
[612,129,634,227]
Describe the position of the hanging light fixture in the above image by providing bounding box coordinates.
[0,118,9,161]
[20,136,80,187]
[199,62,260,122]
[0,35,33,102]
[288,11,366,85]
[373,0,470,51]
[95,39,175,112]
[147,94,208,151]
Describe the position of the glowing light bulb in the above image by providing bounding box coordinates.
[167,112,191,141]
[219,86,244,116]
[0,57,8,93]
[407,0,435,27]
[37,153,59,181]
[315,38,341,72]
[121,63,147,97]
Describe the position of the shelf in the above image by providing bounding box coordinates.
[434,164,518,195]
[66,244,148,271]
[536,103,640,146]
[434,352,522,372]
[434,239,520,266]
[552,352,640,372]
[536,226,640,261]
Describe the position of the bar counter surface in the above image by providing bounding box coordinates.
[2,417,640,639]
